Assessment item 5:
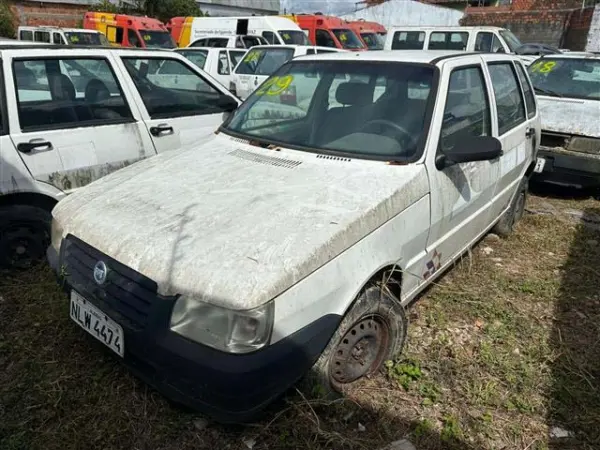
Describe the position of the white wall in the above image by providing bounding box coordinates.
[340,0,463,29]
[586,5,600,52]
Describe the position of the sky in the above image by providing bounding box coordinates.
[279,0,359,15]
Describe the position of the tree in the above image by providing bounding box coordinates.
[153,0,203,23]
[0,0,15,38]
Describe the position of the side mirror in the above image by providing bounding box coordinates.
[436,135,503,170]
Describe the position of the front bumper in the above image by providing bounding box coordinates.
[534,146,600,188]
[47,240,340,423]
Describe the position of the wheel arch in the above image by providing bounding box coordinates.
[0,192,58,213]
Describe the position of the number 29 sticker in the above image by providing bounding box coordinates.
[255,75,294,96]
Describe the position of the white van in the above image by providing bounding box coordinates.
[188,34,267,49]
[49,50,541,423]
[170,16,311,47]
[231,44,345,99]
[18,26,110,46]
[384,26,523,54]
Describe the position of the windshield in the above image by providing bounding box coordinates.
[360,32,384,50]
[279,30,310,45]
[499,30,522,52]
[528,57,600,100]
[332,29,365,49]
[235,48,295,76]
[139,30,176,49]
[178,50,208,69]
[65,32,108,46]
[223,61,435,160]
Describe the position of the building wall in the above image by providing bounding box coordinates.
[9,1,89,29]
[198,0,279,16]
[460,0,600,49]
[341,0,463,28]
[585,4,600,51]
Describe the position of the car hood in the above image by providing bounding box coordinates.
[54,134,429,310]
[538,96,600,138]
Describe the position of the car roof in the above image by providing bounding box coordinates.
[0,44,177,53]
[293,50,520,65]
[388,26,505,32]
[175,47,246,52]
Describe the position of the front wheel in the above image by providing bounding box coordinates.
[305,284,408,396]
[0,205,52,269]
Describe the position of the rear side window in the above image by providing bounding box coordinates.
[488,63,527,135]
[218,50,230,74]
[122,57,232,119]
[514,62,536,118]
[13,58,131,131]
[391,31,425,50]
[34,31,50,43]
[178,50,208,70]
[20,30,33,41]
[235,48,294,76]
[428,32,468,51]
[441,66,491,152]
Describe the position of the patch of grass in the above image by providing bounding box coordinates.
[385,359,422,390]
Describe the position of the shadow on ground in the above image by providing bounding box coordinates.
[549,205,600,450]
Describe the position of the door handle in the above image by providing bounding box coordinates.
[525,128,535,138]
[150,124,174,137]
[17,140,53,153]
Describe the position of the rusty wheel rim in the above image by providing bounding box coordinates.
[330,315,390,385]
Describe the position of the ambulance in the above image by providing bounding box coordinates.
[168,16,310,48]
[83,12,176,49]
[348,19,386,50]
[294,14,367,51]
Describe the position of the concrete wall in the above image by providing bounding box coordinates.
[340,0,463,28]
[198,0,279,16]
[586,4,600,51]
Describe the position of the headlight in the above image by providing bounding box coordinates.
[170,297,274,354]
[51,219,64,252]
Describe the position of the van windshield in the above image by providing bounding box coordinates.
[279,30,310,45]
[65,32,108,46]
[360,32,384,50]
[235,47,295,76]
[332,29,365,49]
[139,30,176,49]
[499,29,522,52]
[223,61,436,160]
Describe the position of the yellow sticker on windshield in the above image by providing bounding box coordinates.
[143,34,151,41]
[70,35,79,43]
[282,33,291,40]
[340,33,348,42]
[530,60,556,73]
[244,50,260,63]
[255,75,294,96]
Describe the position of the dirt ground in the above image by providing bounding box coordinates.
[1,189,599,450]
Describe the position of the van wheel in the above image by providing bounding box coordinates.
[305,284,407,397]
[0,205,51,269]
[493,176,528,237]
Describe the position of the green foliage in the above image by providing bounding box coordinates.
[90,0,203,23]
[385,359,422,390]
[441,415,463,442]
[0,0,15,39]
[413,418,435,438]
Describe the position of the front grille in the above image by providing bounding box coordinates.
[62,235,159,332]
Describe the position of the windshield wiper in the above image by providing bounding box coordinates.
[534,86,563,98]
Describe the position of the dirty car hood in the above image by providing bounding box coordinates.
[538,97,600,137]
[54,134,429,310]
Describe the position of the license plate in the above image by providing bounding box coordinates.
[534,157,546,173]
[70,291,124,357]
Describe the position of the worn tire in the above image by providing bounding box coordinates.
[0,205,52,269]
[493,176,528,237]
[302,284,408,398]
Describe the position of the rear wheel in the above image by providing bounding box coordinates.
[493,176,528,237]
[305,284,407,397]
[0,205,52,269]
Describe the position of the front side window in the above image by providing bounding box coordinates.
[360,32,384,50]
[234,48,295,76]
[331,29,365,49]
[441,66,491,152]
[527,57,600,101]
[499,29,522,52]
[515,62,536,118]
[128,29,142,48]
[224,61,436,160]
[178,50,208,70]
[262,31,276,44]
[14,58,131,130]
[122,57,233,119]
[316,29,336,48]
[475,32,493,52]
[241,36,264,48]
[138,30,176,49]
[279,30,310,45]
[53,33,64,45]
[218,51,230,75]
[428,32,468,51]
[229,50,246,69]
[392,31,425,50]
[488,63,526,135]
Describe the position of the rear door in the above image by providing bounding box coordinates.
[5,49,156,193]
[484,56,531,219]
[116,51,239,151]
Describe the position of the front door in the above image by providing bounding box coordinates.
[117,52,238,151]
[425,56,500,273]
[5,50,156,193]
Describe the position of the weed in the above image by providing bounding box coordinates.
[441,415,463,442]
[385,359,422,390]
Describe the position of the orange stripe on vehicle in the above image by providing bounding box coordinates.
[179,16,194,47]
